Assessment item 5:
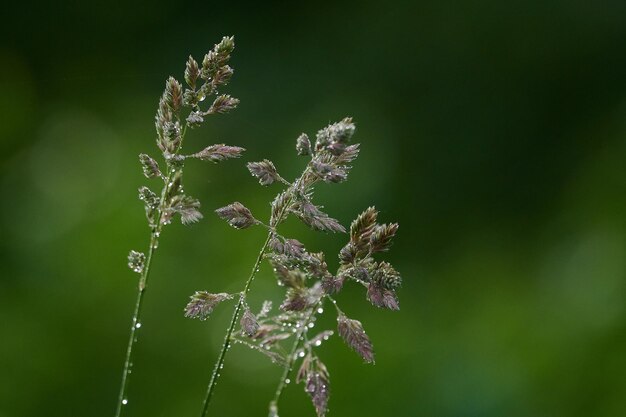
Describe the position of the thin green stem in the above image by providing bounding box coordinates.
[114,168,172,417]
[199,233,272,417]
[325,294,342,314]
[270,298,324,411]
[114,233,155,416]
[200,163,316,417]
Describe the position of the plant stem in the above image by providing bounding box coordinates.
[114,169,172,417]
[269,329,301,409]
[199,233,272,417]
[200,165,317,416]
[270,298,324,410]
[114,233,156,416]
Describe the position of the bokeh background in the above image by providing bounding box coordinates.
[1,1,625,416]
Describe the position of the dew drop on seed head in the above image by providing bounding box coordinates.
[122,399,128,405]
[317,308,324,314]
[135,323,142,329]
[285,378,290,384]
[299,351,305,357]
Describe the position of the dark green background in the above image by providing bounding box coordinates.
[1,1,625,416]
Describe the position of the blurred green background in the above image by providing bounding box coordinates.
[1,1,625,416]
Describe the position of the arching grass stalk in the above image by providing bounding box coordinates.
[196,233,272,415]
[187,116,401,417]
[114,36,245,417]
[185,118,360,417]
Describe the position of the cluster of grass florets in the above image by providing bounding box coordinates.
[186,117,401,417]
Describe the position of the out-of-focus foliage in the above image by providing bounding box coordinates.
[0,1,625,417]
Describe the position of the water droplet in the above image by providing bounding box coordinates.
[298,351,305,357]
[122,399,128,405]
[317,308,324,314]
[314,340,322,346]
[308,323,314,328]
[135,323,142,329]
[285,378,291,384]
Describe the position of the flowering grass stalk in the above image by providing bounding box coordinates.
[186,118,401,417]
[266,206,400,417]
[114,36,244,417]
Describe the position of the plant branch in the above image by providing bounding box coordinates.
[270,298,324,411]
[114,166,173,417]
[199,164,314,416]
[199,233,272,417]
